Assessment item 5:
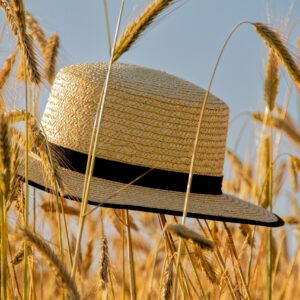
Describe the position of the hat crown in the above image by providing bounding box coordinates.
[42,62,229,176]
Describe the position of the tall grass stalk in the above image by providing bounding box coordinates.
[173,21,250,299]
[267,119,274,300]
[70,0,125,279]
[23,72,29,300]
[103,0,111,54]
[121,210,126,300]
[125,210,137,299]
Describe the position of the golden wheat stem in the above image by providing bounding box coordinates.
[103,0,112,54]
[246,225,256,285]
[121,210,126,300]
[23,69,29,300]
[174,20,250,299]
[271,232,285,290]
[125,210,137,300]
[70,0,125,280]
[267,117,274,300]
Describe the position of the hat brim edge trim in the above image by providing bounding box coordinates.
[23,177,285,228]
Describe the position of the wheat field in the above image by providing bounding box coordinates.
[0,0,300,299]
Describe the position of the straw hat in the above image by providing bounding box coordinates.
[21,62,283,227]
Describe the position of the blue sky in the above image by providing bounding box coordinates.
[24,0,300,150]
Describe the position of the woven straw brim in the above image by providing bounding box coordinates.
[21,151,283,227]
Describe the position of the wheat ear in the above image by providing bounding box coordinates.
[25,10,47,49]
[254,22,300,89]
[99,236,109,291]
[167,224,215,251]
[252,112,300,146]
[264,49,279,112]
[20,227,80,300]
[161,257,174,300]
[40,199,80,216]
[43,33,59,84]
[113,0,173,61]
[0,0,40,84]
[0,50,17,89]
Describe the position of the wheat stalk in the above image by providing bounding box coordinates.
[113,0,173,61]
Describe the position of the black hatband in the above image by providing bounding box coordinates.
[49,143,223,195]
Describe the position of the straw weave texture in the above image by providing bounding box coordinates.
[41,63,229,176]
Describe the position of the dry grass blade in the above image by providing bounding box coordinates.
[254,22,300,89]
[167,224,215,251]
[20,227,80,300]
[99,236,109,291]
[264,49,279,112]
[113,0,173,61]
[252,112,300,146]
[25,10,47,49]
[43,33,59,84]
[161,258,173,300]
[0,50,17,89]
